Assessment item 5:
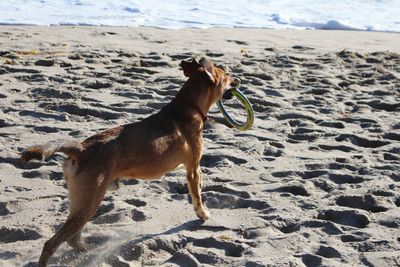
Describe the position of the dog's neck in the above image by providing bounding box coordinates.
[172,95,207,122]
[174,76,213,122]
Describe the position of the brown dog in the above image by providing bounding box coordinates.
[21,57,239,266]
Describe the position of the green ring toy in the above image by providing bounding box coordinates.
[217,88,254,131]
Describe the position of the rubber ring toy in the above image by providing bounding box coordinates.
[217,87,254,131]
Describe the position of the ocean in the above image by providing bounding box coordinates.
[0,0,399,32]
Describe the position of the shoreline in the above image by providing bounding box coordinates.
[1,23,400,34]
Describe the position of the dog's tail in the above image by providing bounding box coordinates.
[21,141,83,163]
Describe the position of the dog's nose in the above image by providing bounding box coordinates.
[223,77,241,100]
[230,77,241,88]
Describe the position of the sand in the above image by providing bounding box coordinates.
[0,26,399,267]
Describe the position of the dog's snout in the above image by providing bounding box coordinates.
[230,77,241,88]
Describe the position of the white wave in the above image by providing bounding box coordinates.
[0,0,399,32]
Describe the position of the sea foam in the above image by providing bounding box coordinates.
[0,0,398,32]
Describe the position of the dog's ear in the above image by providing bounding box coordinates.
[180,58,201,77]
[199,57,215,83]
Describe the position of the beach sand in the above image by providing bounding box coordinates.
[0,26,399,266]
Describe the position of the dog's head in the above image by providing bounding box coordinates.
[180,57,240,104]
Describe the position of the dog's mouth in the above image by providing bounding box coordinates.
[231,77,241,88]
[223,77,241,100]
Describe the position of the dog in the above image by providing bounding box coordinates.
[21,57,239,266]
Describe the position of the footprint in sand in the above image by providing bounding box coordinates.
[168,249,201,267]
[356,240,394,253]
[317,208,370,228]
[0,202,11,216]
[50,103,123,120]
[0,155,43,170]
[2,66,41,74]
[0,227,41,243]
[115,236,189,263]
[92,202,115,220]
[200,153,248,168]
[292,45,315,51]
[316,245,342,258]
[378,215,400,229]
[167,181,189,195]
[81,79,113,89]
[205,51,224,58]
[268,183,311,197]
[19,110,68,121]
[335,134,390,148]
[123,66,158,75]
[30,87,75,100]
[301,254,323,267]
[336,194,391,213]
[125,198,147,207]
[34,59,55,67]
[227,39,249,45]
[328,173,364,184]
[263,146,283,161]
[93,212,125,224]
[131,209,147,222]
[316,120,345,129]
[203,191,270,210]
[15,74,47,83]
[313,179,337,193]
[315,144,356,153]
[0,251,21,261]
[21,170,62,180]
[68,54,82,60]
[139,59,171,68]
[192,236,249,257]
[366,100,400,112]
[340,232,371,243]
[267,217,343,235]
[167,52,193,60]
[203,184,251,198]
[93,208,147,224]
[32,126,61,133]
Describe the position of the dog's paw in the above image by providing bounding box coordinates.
[196,208,210,220]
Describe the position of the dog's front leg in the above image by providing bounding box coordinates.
[186,166,210,220]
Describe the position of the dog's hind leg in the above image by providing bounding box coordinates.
[186,166,210,220]
[38,172,109,267]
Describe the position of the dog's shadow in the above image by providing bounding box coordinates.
[49,219,209,267]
